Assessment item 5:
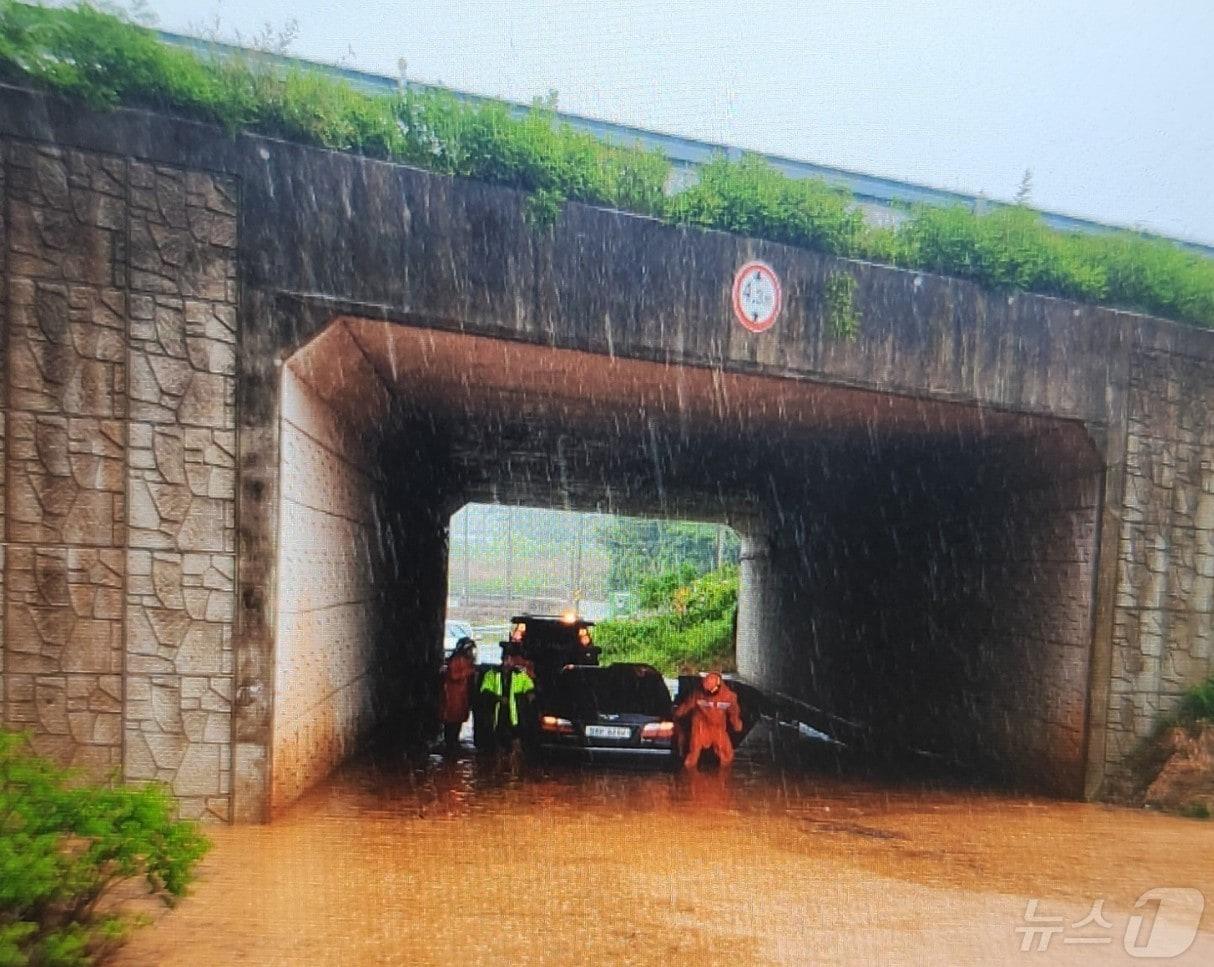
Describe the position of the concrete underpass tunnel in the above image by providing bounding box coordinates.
[270,316,1106,813]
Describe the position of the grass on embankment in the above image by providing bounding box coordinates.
[1,2,1212,329]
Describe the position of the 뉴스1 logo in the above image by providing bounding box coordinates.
[1015,887,1205,958]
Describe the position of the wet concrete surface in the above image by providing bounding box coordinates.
[116,721,1214,966]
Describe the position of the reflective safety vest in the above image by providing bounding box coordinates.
[479,666,535,728]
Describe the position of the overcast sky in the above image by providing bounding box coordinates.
[140,0,1214,244]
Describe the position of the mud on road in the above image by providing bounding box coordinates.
[116,722,1214,966]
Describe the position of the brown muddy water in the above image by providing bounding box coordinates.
[116,721,1214,966]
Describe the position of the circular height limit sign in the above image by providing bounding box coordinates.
[732,260,782,333]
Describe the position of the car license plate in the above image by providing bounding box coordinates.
[585,725,631,740]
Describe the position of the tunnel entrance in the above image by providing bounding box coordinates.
[269,316,1105,813]
[445,503,743,675]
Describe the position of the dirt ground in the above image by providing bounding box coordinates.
[115,723,1214,966]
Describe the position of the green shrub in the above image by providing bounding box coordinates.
[893,204,1108,301]
[635,562,700,611]
[0,730,210,967]
[1176,676,1214,725]
[595,613,736,676]
[1,2,1212,329]
[597,565,738,675]
[404,94,669,215]
[598,519,740,593]
[1077,231,1214,330]
[1179,801,1211,820]
[668,154,865,256]
[824,272,860,339]
[0,1,243,123]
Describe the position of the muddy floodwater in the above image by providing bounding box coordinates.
[116,722,1214,966]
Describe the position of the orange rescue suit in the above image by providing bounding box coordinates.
[675,679,742,768]
[439,652,476,724]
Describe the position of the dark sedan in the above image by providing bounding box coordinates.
[533,663,676,760]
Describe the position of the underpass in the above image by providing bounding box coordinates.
[0,84,1210,822]
[271,315,1103,812]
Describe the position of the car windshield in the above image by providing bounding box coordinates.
[562,669,671,715]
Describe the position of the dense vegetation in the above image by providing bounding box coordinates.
[0,730,209,967]
[0,1,1212,329]
[595,519,740,593]
[596,564,738,675]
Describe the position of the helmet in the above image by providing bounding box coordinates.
[703,672,723,694]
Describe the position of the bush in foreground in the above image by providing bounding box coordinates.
[0,731,210,966]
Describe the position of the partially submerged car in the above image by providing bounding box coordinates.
[534,663,677,760]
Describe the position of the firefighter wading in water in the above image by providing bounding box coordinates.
[675,672,742,769]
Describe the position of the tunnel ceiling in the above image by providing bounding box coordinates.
[284,318,1104,518]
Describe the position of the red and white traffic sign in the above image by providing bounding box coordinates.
[732,260,782,333]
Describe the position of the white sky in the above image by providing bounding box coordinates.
[140,0,1214,244]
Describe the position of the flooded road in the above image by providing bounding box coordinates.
[117,722,1214,966]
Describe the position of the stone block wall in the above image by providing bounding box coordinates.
[271,369,390,811]
[0,139,239,821]
[1104,348,1214,784]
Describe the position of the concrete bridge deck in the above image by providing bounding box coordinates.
[0,84,1210,820]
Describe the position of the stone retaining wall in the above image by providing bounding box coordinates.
[1,140,238,821]
[1103,348,1214,785]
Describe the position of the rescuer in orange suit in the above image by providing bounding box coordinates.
[674,671,742,769]
[439,638,477,750]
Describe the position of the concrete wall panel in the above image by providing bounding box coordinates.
[271,370,388,812]
[738,434,1103,795]
[3,143,129,779]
